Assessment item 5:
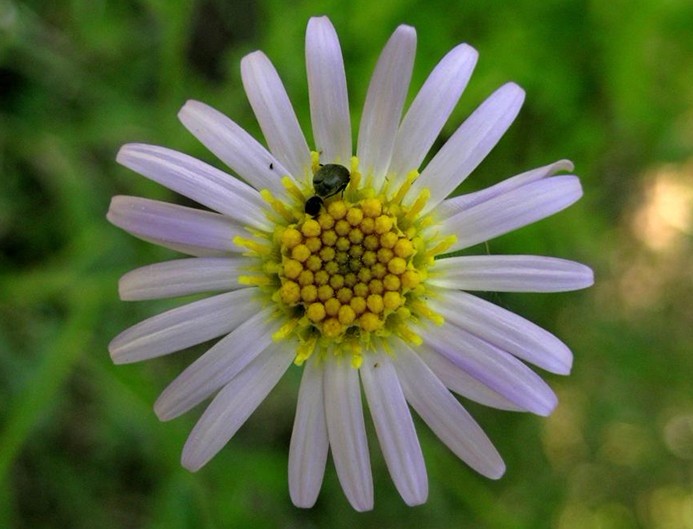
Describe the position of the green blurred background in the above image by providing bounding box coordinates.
[1,0,691,527]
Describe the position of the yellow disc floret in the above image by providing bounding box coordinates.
[276,195,425,343]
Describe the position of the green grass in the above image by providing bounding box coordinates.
[1,0,692,527]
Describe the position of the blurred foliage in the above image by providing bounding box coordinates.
[1,0,692,528]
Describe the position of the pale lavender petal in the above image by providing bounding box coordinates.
[418,346,525,411]
[432,291,573,374]
[441,175,583,253]
[395,342,505,479]
[288,357,329,508]
[357,25,416,189]
[324,358,373,512]
[407,83,525,215]
[420,324,557,416]
[109,289,257,364]
[429,255,594,292]
[116,143,270,230]
[241,51,311,181]
[107,196,243,256]
[436,159,574,220]
[361,353,428,506]
[178,100,290,196]
[388,43,478,180]
[181,342,294,471]
[154,306,276,421]
[118,257,246,300]
[306,16,351,165]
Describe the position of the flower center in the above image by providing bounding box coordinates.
[236,156,454,368]
[277,197,421,342]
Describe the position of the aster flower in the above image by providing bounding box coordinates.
[107,16,593,511]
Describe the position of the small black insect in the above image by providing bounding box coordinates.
[269,162,274,170]
[313,164,350,199]
[304,163,351,216]
[304,195,324,216]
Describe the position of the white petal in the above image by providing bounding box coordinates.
[432,291,573,374]
[429,255,594,292]
[118,257,246,300]
[408,83,525,214]
[109,289,257,364]
[395,342,505,479]
[116,143,270,230]
[324,358,373,512]
[361,352,428,506]
[107,196,242,256]
[241,51,311,181]
[441,175,583,253]
[419,346,525,411]
[436,159,574,220]
[389,43,478,180]
[305,16,351,165]
[420,323,557,416]
[154,306,276,421]
[357,25,416,189]
[181,342,294,471]
[288,356,328,508]
[178,100,290,196]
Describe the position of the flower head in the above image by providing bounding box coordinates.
[108,16,593,511]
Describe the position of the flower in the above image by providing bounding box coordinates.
[107,16,593,511]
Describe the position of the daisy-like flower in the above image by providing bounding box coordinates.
[108,16,593,511]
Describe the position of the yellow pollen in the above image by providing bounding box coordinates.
[291,244,311,262]
[383,291,402,310]
[283,259,302,279]
[361,198,382,217]
[327,200,347,219]
[301,285,318,303]
[306,255,322,271]
[280,281,300,304]
[317,284,334,301]
[306,302,326,322]
[325,298,341,316]
[360,217,375,234]
[281,227,303,249]
[383,274,401,291]
[338,305,356,325]
[273,186,444,360]
[337,287,353,303]
[301,219,321,237]
[318,213,335,230]
[305,236,322,253]
[366,294,384,314]
[380,231,398,249]
[323,318,342,337]
[368,279,384,295]
[335,219,351,236]
[350,296,367,314]
[394,238,414,258]
[298,270,314,286]
[388,257,407,275]
[374,215,393,234]
[346,207,364,226]
[400,269,421,289]
[359,312,383,332]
